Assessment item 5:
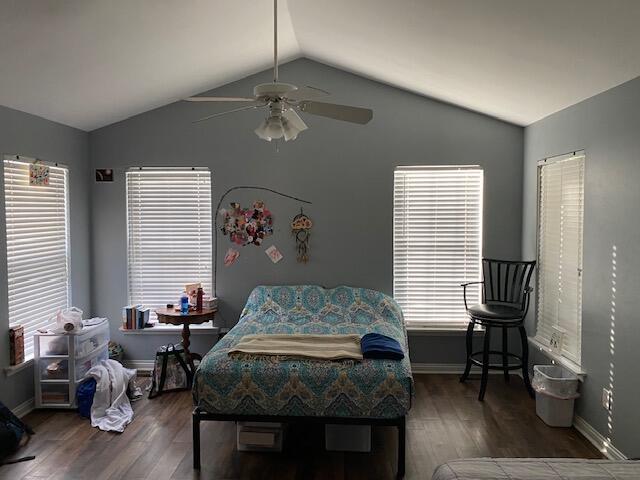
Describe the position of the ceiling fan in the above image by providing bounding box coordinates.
[185,0,373,142]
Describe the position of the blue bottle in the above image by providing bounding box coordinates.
[180,291,189,315]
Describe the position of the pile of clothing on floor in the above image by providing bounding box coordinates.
[77,359,142,432]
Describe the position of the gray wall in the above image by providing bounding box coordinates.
[0,105,91,410]
[90,58,524,363]
[523,76,640,457]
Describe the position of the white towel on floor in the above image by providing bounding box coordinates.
[83,359,142,433]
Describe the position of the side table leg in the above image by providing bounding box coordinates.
[182,323,196,375]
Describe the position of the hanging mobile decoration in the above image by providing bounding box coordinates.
[291,208,313,263]
[221,201,273,246]
[212,185,312,297]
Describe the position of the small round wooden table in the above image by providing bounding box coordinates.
[155,307,217,376]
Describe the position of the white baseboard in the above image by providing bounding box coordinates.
[573,415,626,460]
[12,397,34,419]
[123,360,155,372]
[411,363,520,375]
[411,363,466,374]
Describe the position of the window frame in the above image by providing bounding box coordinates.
[3,155,71,360]
[125,167,213,323]
[534,151,585,368]
[393,165,484,330]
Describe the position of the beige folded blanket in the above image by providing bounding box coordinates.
[228,334,363,361]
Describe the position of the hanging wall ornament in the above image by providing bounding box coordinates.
[291,208,312,263]
[221,201,273,247]
[29,161,50,186]
[224,248,240,267]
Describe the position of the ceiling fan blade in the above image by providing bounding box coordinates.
[185,96,258,102]
[299,101,373,125]
[285,86,330,101]
[282,109,308,132]
[192,103,266,124]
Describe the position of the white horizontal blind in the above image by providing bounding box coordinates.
[394,166,483,328]
[126,169,212,318]
[535,153,584,365]
[3,158,70,359]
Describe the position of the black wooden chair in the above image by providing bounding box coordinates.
[460,258,536,401]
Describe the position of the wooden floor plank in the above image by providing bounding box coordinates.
[10,374,601,480]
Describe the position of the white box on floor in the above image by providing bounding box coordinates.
[325,424,371,452]
[237,422,283,452]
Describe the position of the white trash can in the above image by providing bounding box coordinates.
[532,365,580,427]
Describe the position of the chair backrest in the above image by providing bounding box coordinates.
[481,258,536,309]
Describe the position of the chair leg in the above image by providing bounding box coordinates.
[479,326,491,401]
[193,409,201,469]
[502,327,510,383]
[519,325,535,398]
[460,321,474,383]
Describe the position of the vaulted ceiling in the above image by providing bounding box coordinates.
[1,0,640,131]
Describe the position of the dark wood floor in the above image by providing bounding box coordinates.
[2,374,601,480]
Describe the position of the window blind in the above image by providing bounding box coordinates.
[3,157,70,359]
[535,153,584,365]
[393,166,483,328]
[126,168,212,318]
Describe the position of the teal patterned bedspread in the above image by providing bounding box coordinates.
[193,285,413,419]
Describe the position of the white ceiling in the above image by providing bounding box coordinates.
[1,0,640,131]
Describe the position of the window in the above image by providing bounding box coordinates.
[3,156,70,359]
[393,166,483,328]
[535,152,584,365]
[126,168,212,320]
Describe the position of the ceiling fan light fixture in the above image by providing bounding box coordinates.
[266,117,285,139]
[282,123,298,142]
[254,119,272,141]
[255,116,290,142]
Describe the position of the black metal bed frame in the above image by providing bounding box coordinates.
[192,407,406,479]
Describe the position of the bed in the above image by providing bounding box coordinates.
[432,458,640,480]
[192,285,413,478]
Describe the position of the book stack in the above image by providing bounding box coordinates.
[123,305,150,330]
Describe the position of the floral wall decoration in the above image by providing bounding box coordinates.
[221,200,273,246]
[291,209,313,263]
[29,162,50,186]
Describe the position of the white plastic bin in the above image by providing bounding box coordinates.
[237,422,283,452]
[532,365,580,427]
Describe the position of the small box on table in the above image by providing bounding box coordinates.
[9,325,24,365]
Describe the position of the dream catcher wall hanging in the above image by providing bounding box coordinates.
[221,200,273,246]
[291,208,313,263]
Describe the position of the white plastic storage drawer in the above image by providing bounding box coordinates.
[75,349,109,381]
[34,318,110,409]
[41,383,70,406]
[38,335,70,357]
[74,322,109,358]
[39,359,69,381]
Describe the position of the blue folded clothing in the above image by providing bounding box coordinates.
[361,333,404,360]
